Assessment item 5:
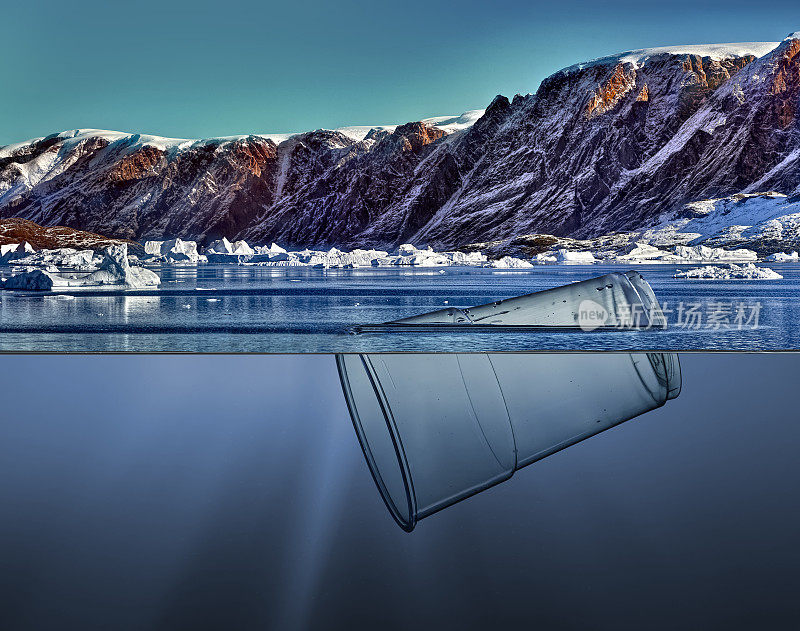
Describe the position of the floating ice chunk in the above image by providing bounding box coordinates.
[0,243,21,257]
[405,253,450,266]
[674,263,783,280]
[251,243,288,257]
[2,269,66,290]
[1,244,160,289]
[614,242,672,261]
[396,243,419,256]
[483,256,534,268]
[765,251,799,262]
[6,247,99,268]
[80,244,162,287]
[445,250,487,265]
[143,240,163,256]
[231,240,254,256]
[144,238,202,263]
[532,252,558,264]
[672,244,757,262]
[205,237,234,254]
[0,241,37,263]
[205,252,246,263]
[555,249,597,264]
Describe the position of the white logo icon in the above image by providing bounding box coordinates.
[577,300,609,331]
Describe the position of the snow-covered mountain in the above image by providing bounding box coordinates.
[1,33,799,249]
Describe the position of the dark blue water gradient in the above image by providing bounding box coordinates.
[1,264,799,351]
[0,354,798,630]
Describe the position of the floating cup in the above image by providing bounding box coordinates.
[337,352,680,531]
[359,270,666,331]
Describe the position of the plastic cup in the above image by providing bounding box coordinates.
[337,352,680,531]
[390,270,666,329]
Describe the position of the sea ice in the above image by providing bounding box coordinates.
[555,249,597,264]
[765,251,799,262]
[483,256,534,268]
[671,244,757,262]
[673,263,783,280]
[613,242,672,261]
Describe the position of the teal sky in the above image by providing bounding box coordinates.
[3,0,799,145]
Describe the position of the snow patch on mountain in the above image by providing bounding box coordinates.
[642,192,800,251]
[558,42,780,76]
[0,110,485,159]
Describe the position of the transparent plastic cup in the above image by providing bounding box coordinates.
[357,270,666,331]
[337,352,681,531]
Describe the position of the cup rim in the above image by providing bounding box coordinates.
[336,354,418,532]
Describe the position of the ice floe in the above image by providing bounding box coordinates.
[765,251,799,262]
[555,249,597,264]
[483,256,533,268]
[673,263,783,280]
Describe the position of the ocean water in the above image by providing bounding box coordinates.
[1,354,798,630]
[1,263,799,351]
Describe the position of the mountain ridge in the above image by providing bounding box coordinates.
[1,34,799,249]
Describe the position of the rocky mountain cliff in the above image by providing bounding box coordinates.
[1,34,799,249]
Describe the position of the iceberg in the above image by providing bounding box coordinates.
[555,249,597,264]
[143,238,204,263]
[205,237,234,254]
[231,240,254,256]
[483,256,534,268]
[765,251,799,262]
[613,242,673,261]
[4,247,99,268]
[674,263,783,280]
[532,252,558,264]
[1,244,160,290]
[396,243,419,256]
[0,241,36,263]
[0,243,22,257]
[265,243,287,255]
[2,268,67,290]
[671,244,757,262]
